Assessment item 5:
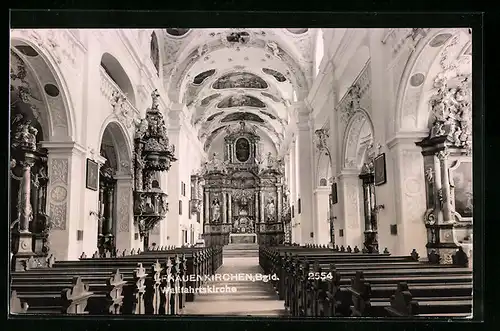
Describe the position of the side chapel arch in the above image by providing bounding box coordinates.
[10,38,77,141]
[97,119,134,175]
[395,28,471,134]
[100,52,137,106]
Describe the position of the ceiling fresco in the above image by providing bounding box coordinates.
[200,93,221,107]
[216,94,267,108]
[220,112,265,123]
[206,111,224,122]
[161,28,319,151]
[262,68,287,82]
[212,72,268,89]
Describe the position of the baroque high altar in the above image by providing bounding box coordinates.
[201,122,286,246]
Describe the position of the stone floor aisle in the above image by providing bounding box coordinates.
[181,256,287,316]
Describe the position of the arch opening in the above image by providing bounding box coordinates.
[100,53,136,105]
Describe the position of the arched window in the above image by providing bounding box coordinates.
[314,29,324,77]
[150,32,160,75]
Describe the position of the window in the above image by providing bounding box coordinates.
[150,32,160,75]
[179,200,182,215]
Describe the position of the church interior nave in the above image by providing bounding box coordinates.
[9,27,473,318]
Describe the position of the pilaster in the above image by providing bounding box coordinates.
[337,171,363,248]
[41,141,86,261]
[314,187,331,245]
[114,173,139,251]
[387,137,427,256]
[295,101,315,244]
[165,106,184,246]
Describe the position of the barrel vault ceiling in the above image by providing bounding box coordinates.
[161,28,318,152]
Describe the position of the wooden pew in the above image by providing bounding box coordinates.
[11,246,221,315]
[384,282,472,318]
[11,266,142,314]
[261,246,472,318]
[10,276,94,314]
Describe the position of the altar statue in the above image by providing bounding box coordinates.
[266,198,276,222]
[211,198,221,223]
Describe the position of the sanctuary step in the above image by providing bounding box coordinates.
[181,256,286,316]
[223,243,259,258]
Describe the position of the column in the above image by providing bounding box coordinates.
[387,137,427,256]
[433,153,444,223]
[114,174,136,252]
[228,193,232,224]
[222,191,227,223]
[277,185,282,221]
[41,141,87,261]
[288,142,297,243]
[204,191,209,224]
[295,102,315,245]
[260,190,265,223]
[438,149,454,223]
[254,191,259,221]
[105,186,114,235]
[13,153,37,270]
[337,171,363,248]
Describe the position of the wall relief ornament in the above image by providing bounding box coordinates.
[429,75,472,154]
[118,188,131,232]
[48,159,69,230]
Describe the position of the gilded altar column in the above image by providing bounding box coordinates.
[432,153,444,223]
[228,193,232,223]
[105,187,114,236]
[260,190,265,222]
[277,184,283,221]
[19,155,36,233]
[254,191,259,221]
[222,191,227,223]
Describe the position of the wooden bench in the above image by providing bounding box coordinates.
[385,282,472,317]
[260,246,472,318]
[10,245,222,315]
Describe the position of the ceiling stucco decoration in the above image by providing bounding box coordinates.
[212,72,268,89]
[200,93,221,107]
[216,94,267,108]
[203,125,227,151]
[166,28,191,37]
[262,68,287,82]
[206,111,224,122]
[220,112,265,123]
[193,69,216,85]
[165,29,311,104]
[226,31,251,44]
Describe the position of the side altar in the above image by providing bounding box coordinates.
[200,122,286,247]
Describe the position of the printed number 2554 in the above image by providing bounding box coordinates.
[308,272,333,280]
